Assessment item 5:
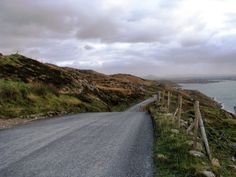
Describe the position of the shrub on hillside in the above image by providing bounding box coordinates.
[0,80,59,103]
[0,80,22,102]
[31,82,58,97]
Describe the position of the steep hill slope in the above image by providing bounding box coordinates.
[0,53,158,122]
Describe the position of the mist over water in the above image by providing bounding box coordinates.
[180,80,236,113]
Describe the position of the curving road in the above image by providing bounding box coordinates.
[0,97,155,177]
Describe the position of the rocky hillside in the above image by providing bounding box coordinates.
[0,53,158,122]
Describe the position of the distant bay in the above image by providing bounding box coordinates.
[180,80,236,113]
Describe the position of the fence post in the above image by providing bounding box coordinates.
[177,95,182,128]
[167,91,171,112]
[196,101,212,160]
[158,91,161,103]
[162,91,165,107]
[173,107,179,118]
[193,101,200,150]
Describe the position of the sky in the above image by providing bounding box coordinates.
[0,0,236,77]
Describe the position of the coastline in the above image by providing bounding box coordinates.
[177,80,221,84]
[179,84,235,115]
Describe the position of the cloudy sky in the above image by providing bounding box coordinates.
[1,0,236,77]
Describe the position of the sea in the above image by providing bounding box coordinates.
[180,80,236,113]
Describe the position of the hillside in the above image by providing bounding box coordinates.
[0,53,158,126]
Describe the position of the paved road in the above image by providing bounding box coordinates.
[0,98,155,177]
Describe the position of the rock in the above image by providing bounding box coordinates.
[228,165,236,170]
[189,150,205,157]
[199,171,216,177]
[170,129,179,134]
[156,153,168,161]
[211,158,220,167]
[232,156,235,162]
[180,119,188,127]
[188,132,194,136]
[0,53,3,57]
[186,140,203,151]
[195,143,203,151]
[189,118,194,123]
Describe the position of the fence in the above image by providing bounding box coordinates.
[157,90,212,160]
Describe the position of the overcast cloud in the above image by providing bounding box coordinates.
[0,0,236,77]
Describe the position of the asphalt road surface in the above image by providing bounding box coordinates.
[0,97,155,177]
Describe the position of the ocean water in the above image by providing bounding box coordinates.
[180,80,236,113]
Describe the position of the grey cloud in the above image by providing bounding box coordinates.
[84,45,95,50]
[0,0,78,54]
[0,0,236,77]
[0,0,77,36]
[180,36,209,47]
[0,0,212,45]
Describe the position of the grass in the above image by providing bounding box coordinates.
[0,79,149,119]
[201,107,236,177]
[0,53,158,121]
[149,104,210,177]
[148,90,236,177]
[0,80,82,118]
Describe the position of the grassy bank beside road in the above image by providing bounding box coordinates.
[0,80,90,118]
[148,89,236,177]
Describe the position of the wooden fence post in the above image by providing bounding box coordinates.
[173,107,179,118]
[177,94,182,128]
[162,91,165,107]
[167,91,171,112]
[158,91,161,103]
[195,101,212,160]
[199,116,212,160]
[193,101,200,150]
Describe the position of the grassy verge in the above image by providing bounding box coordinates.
[149,103,211,177]
[148,90,236,177]
[0,80,83,118]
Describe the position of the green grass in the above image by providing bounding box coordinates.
[149,105,210,177]
[0,79,149,119]
[0,80,82,118]
[0,53,158,120]
[148,91,236,177]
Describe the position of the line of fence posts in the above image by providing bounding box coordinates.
[159,90,183,127]
[159,90,172,113]
[161,91,183,120]
[158,90,212,160]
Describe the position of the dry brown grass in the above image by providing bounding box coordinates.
[96,85,131,94]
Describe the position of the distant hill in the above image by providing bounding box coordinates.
[145,74,236,84]
[0,53,159,119]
